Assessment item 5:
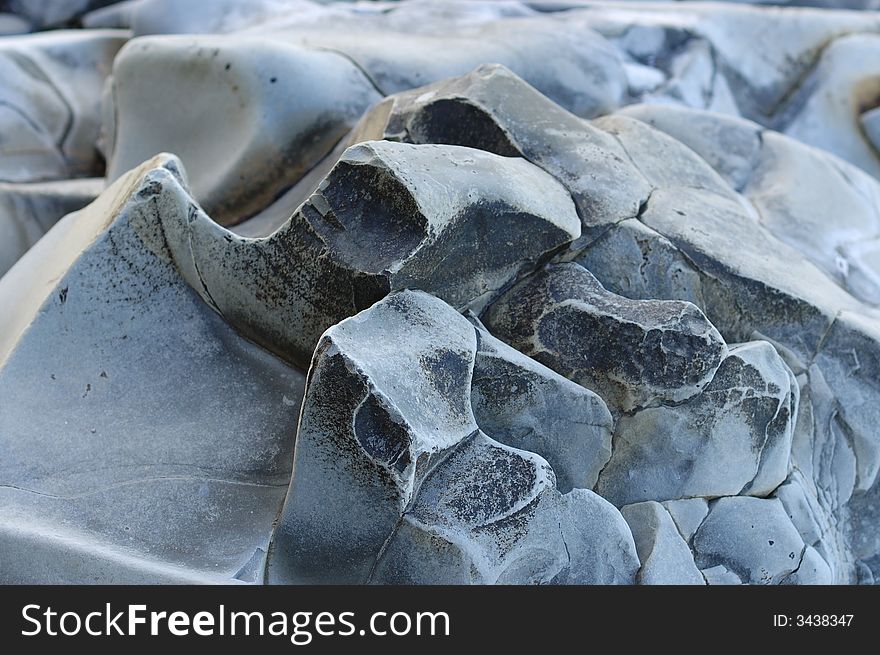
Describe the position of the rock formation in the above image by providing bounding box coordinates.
[2,0,880,585]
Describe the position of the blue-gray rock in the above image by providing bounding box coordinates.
[469,322,613,493]
[0,178,102,277]
[267,290,638,585]
[482,262,727,414]
[621,501,704,585]
[157,140,579,369]
[0,30,127,183]
[693,496,807,585]
[0,155,305,583]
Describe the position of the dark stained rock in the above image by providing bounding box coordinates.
[482,262,727,413]
[267,290,638,585]
[469,318,613,493]
[159,140,580,369]
[350,63,651,246]
[597,341,797,506]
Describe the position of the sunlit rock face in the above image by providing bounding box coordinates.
[2,0,880,585]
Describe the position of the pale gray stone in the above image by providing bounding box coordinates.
[0,30,127,183]
[781,546,833,585]
[573,218,705,309]
[350,63,652,246]
[775,474,827,548]
[266,290,480,584]
[2,0,122,29]
[4,1,880,586]
[863,107,880,154]
[0,155,305,583]
[0,178,102,278]
[782,33,880,181]
[622,501,704,585]
[105,36,381,225]
[700,564,742,585]
[693,496,806,585]
[0,12,28,34]
[617,104,763,192]
[372,443,639,585]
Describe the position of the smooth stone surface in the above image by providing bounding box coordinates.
[372,442,640,584]
[700,564,742,585]
[106,36,381,225]
[617,103,763,192]
[0,155,306,583]
[0,30,127,183]
[357,63,880,582]
[780,546,833,585]
[863,107,880,155]
[693,496,806,585]
[622,501,705,585]
[4,0,880,586]
[782,33,880,181]
[661,498,709,543]
[0,178,103,278]
[0,12,28,34]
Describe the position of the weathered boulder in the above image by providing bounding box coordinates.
[782,33,880,181]
[469,319,613,493]
[350,63,651,245]
[662,498,709,543]
[160,140,579,369]
[267,290,638,585]
[597,341,797,506]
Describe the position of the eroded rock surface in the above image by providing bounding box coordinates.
[267,291,638,585]
[3,0,880,586]
[469,320,613,493]
[105,36,382,225]
[159,139,578,369]
[0,177,102,277]
[0,30,126,182]
[483,262,727,414]
[0,156,305,583]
